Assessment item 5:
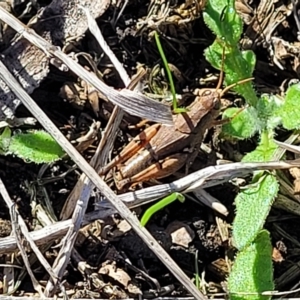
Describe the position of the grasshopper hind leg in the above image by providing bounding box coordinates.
[117,153,189,189]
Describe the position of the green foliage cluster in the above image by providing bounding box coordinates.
[204,0,300,298]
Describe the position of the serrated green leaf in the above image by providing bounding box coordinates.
[204,41,257,107]
[205,43,255,80]
[203,0,258,108]
[204,43,223,71]
[256,94,282,131]
[228,230,274,300]
[241,50,257,72]
[9,130,65,163]
[278,83,300,130]
[225,50,257,105]
[203,0,242,45]
[242,137,278,162]
[224,49,256,85]
[0,127,12,153]
[233,174,278,250]
[222,107,260,139]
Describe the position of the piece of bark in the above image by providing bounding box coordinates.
[0,0,110,120]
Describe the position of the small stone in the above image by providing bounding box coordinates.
[166,221,195,248]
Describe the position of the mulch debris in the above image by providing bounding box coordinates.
[1,0,300,298]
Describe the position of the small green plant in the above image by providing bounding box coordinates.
[203,0,300,299]
[140,192,185,226]
[0,127,65,163]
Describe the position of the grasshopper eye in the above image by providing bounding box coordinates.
[201,90,212,97]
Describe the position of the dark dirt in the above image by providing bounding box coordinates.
[1,0,300,298]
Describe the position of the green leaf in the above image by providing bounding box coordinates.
[242,135,278,162]
[203,0,258,108]
[278,83,300,130]
[233,174,278,250]
[225,50,256,102]
[224,49,256,86]
[228,230,274,300]
[205,43,256,81]
[222,107,260,139]
[205,42,257,106]
[9,130,65,163]
[256,94,282,131]
[222,95,283,140]
[203,0,242,45]
[0,127,12,154]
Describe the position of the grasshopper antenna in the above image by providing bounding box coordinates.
[220,77,254,97]
[216,46,225,90]
[216,44,254,97]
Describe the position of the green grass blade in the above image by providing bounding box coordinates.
[154,31,186,113]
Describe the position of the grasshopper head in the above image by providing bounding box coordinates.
[193,88,221,112]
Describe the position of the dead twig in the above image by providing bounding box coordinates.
[0,0,111,120]
[60,7,131,220]
[0,178,45,296]
[0,6,172,125]
[0,209,115,255]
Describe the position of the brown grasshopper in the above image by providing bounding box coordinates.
[100,75,252,189]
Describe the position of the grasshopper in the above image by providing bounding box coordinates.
[100,73,252,189]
